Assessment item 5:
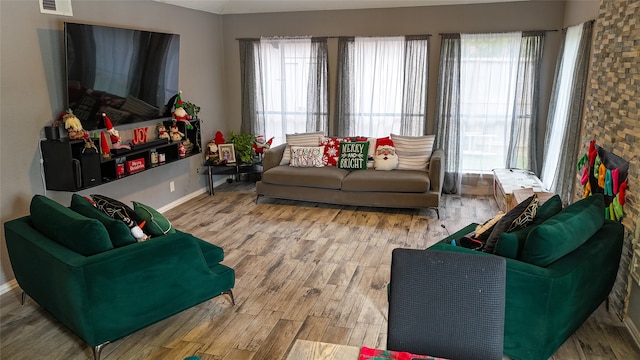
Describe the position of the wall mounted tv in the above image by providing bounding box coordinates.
[64,22,180,131]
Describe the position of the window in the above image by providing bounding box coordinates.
[336,36,429,137]
[240,37,328,146]
[459,32,522,173]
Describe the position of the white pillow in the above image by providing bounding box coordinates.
[390,134,435,170]
[280,131,324,165]
[289,146,325,167]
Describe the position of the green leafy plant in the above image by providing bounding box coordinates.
[230,132,257,164]
[183,102,200,118]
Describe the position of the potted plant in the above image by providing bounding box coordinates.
[230,132,257,164]
[183,101,200,119]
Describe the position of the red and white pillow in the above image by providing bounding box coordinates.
[374,137,399,171]
[320,137,351,166]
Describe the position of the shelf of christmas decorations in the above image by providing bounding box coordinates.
[100,119,201,184]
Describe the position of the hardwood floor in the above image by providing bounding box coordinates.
[2,182,639,360]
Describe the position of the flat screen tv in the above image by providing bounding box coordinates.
[64,22,180,131]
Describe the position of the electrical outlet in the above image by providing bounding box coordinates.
[170,181,175,192]
[196,168,200,174]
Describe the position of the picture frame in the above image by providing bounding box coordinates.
[218,143,236,164]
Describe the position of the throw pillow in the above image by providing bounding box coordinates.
[30,195,113,256]
[289,146,325,168]
[319,137,350,166]
[70,194,137,247]
[483,194,539,253]
[91,194,147,241]
[280,131,323,165]
[390,134,435,170]
[531,194,562,226]
[374,137,399,171]
[474,211,505,242]
[338,141,369,170]
[132,201,176,237]
[521,194,605,267]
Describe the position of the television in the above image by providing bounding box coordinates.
[64,22,180,131]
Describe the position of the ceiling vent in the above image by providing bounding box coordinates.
[39,0,73,16]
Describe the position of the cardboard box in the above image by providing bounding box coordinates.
[493,169,547,212]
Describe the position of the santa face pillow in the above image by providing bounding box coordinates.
[374,145,399,170]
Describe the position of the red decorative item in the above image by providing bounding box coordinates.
[132,127,148,145]
[320,137,351,166]
[214,131,226,145]
[126,158,146,174]
[100,131,111,159]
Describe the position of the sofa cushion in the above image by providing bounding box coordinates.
[70,194,136,247]
[280,131,323,165]
[132,201,176,237]
[338,142,369,170]
[289,146,325,168]
[262,165,349,190]
[390,134,435,170]
[341,169,430,193]
[483,194,538,253]
[521,194,605,267]
[30,195,113,256]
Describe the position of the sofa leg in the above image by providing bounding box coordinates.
[93,341,109,360]
[223,290,235,305]
[255,194,262,204]
[20,290,26,305]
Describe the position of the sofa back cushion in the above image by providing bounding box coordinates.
[30,195,113,256]
[70,194,137,248]
[521,194,605,267]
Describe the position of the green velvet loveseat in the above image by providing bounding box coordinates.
[4,195,235,360]
[427,194,623,360]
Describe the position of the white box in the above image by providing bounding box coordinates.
[493,169,547,213]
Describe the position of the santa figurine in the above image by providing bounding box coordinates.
[172,91,193,129]
[63,109,86,140]
[102,113,130,150]
[373,137,398,171]
[253,135,274,154]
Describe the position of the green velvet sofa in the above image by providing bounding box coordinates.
[427,194,623,360]
[4,195,235,360]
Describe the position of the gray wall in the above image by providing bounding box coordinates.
[0,0,225,285]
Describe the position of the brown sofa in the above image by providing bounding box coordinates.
[255,143,445,218]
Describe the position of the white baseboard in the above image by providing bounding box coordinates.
[624,316,640,350]
[0,279,19,295]
[156,187,208,213]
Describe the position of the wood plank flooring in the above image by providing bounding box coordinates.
[2,182,639,360]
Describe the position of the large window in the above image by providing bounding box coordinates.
[336,36,429,137]
[240,37,328,146]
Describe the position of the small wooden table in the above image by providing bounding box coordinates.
[285,339,360,360]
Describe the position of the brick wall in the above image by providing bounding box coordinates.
[579,0,640,318]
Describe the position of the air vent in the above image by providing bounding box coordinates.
[39,0,73,16]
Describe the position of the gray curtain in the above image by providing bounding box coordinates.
[306,37,329,133]
[335,37,355,137]
[335,36,429,137]
[401,35,430,135]
[239,37,328,136]
[239,39,264,135]
[434,34,461,194]
[507,32,545,173]
[543,21,593,204]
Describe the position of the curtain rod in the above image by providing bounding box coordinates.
[438,29,558,36]
[236,34,432,41]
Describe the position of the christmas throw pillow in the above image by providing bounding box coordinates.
[374,137,399,171]
[338,141,369,170]
[319,137,351,166]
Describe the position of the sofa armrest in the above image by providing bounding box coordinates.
[263,143,286,172]
[428,148,445,193]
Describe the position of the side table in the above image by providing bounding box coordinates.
[206,163,262,195]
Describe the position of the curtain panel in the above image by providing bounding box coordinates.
[435,32,544,194]
[541,21,593,204]
[239,37,328,144]
[335,35,429,138]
